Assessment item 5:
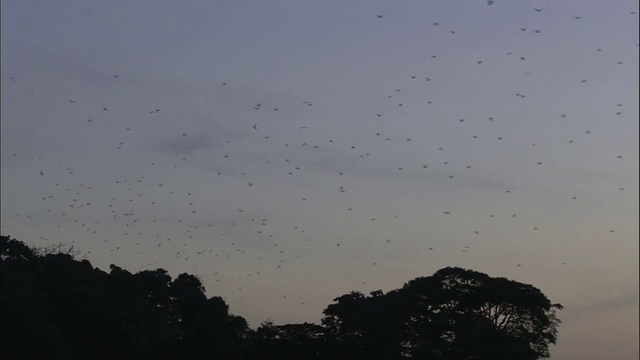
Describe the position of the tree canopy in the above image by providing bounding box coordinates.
[1,235,561,359]
[1,235,248,359]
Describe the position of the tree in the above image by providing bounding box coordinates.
[253,319,326,359]
[3,236,561,359]
[1,236,251,360]
[322,267,562,360]
[399,267,561,359]
[1,236,75,359]
[321,289,410,359]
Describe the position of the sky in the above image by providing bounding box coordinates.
[1,0,638,358]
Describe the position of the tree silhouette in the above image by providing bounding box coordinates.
[400,267,562,359]
[321,267,562,360]
[1,236,75,358]
[0,235,251,360]
[322,290,408,359]
[1,235,561,359]
[253,319,325,359]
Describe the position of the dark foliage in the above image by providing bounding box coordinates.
[1,236,250,360]
[1,235,561,359]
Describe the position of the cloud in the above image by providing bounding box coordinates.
[563,293,639,322]
[308,153,517,193]
[157,134,215,156]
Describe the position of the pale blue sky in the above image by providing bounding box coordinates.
[2,1,638,358]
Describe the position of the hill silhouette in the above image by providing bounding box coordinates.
[1,235,561,359]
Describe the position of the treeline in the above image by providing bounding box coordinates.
[1,235,561,359]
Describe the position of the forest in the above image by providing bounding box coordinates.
[1,235,562,359]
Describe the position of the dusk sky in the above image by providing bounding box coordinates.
[1,1,638,358]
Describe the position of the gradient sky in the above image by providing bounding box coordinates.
[1,1,638,358]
